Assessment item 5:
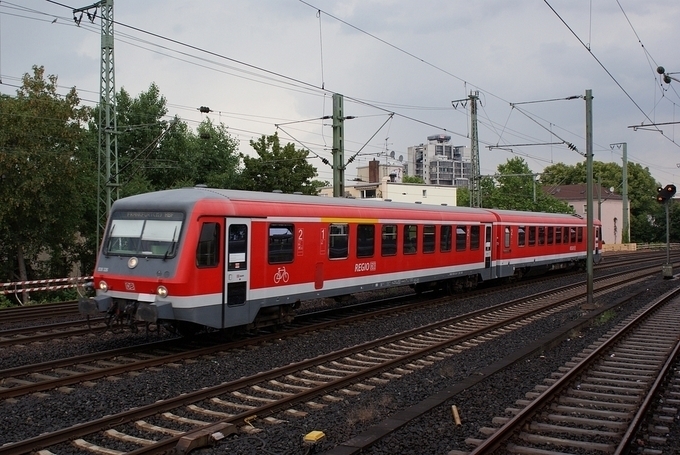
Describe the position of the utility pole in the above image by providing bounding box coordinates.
[610,142,629,243]
[469,91,481,207]
[75,0,118,251]
[585,89,594,307]
[452,91,481,207]
[332,93,345,197]
[621,143,629,243]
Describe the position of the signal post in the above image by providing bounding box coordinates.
[657,184,676,278]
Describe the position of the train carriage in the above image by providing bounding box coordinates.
[80,187,601,335]
[490,209,601,279]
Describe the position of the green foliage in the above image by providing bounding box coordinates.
[0,293,13,309]
[540,160,661,241]
[98,88,241,193]
[595,309,616,325]
[456,186,470,207]
[402,175,425,184]
[0,66,92,286]
[0,68,352,289]
[235,132,325,194]
[188,118,240,189]
[646,201,680,243]
[482,157,572,213]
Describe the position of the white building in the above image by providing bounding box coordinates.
[356,158,405,186]
[319,177,457,206]
[543,184,629,244]
[406,134,471,186]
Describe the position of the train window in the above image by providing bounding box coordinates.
[570,227,577,243]
[423,225,436,253]
[228,224,247,271]
[563,227,570,244]
[538,226,545,245]
[555,227,562,244]
[404,225,418,254]
[529,226,536,246]
[268,224,294,264]
[440,225,452,252]
[456,225,467,252]
[106,212,183,257]
[196,222,220,268]
[470,225,480,250]
[547,226,554,245]
[381,224,398,256]
[518,226,526,247]
[504,226,511,249]
[357,224,375,258]
[577,227,583,243]
[329,223,349,259]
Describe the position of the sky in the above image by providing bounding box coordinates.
[2,0,680,188]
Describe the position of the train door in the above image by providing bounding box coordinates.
[224,219,250,311]
[484,224,493,277]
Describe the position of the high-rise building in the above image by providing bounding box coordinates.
[406,134,471,186]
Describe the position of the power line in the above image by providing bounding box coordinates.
[543,0,680,150]
[9,0,672,185]
[10,1,577,162]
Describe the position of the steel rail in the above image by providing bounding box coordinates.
[468,286,680,454]
[0,266,654,455]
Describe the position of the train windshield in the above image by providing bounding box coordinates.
[104,211,184,258]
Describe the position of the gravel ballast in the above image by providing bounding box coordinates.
[1,269,677,455]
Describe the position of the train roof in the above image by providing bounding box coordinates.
[489,208,588,223]
[111,187,593,223]
[112,187,490,215]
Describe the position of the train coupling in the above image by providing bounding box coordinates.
[136,302,158,323]
[79,295,112,316]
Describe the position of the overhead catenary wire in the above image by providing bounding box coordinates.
[4,1,677,184]
[3,1,587,160]
[543,0,680,150]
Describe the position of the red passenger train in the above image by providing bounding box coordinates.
[80,187,602,335]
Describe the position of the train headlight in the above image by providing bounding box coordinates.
[156,285,168,298]
[99,280,108,292]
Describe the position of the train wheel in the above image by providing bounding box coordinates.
[174,321,202,337]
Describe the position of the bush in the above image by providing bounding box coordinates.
[0,293,15,309]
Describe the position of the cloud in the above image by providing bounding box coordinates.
[2,0,680,184]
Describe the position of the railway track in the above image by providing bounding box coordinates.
[0,263,664,455]
[0,319,110,348]
[0,261,664,402]
[0,300,79,324]
[460,286,680,455]
[1,251,676,348]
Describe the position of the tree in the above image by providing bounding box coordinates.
[236,132,325,194]
[186,118,240,189]
[456,186,470,207]
[483,157,572,213]
[106,84,184,195]
[540,160,660,241]
[0,66,92,294]
[402,175,425,184]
